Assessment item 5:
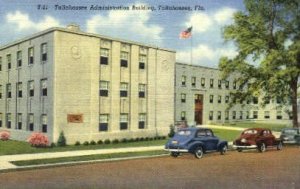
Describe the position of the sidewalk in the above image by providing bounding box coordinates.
[0,146,164,171]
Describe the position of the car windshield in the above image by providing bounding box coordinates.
[282,129,297,134]
[242,130,258,135]
[177,130,192,136]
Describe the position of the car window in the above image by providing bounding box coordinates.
[206,130,213,136]
[243,130,257,135]
[178,130,191,136]
[197,130,206,137]
[283,129,297,134]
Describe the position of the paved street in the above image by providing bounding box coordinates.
[0,146,299,189]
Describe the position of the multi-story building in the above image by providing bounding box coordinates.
[175,63,292,126]
[0,24,175,144]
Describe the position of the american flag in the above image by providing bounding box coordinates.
[179,26,192,39]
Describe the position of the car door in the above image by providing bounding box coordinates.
[204,129,219,151]
[263,130,274,146]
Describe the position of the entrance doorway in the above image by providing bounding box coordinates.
[194,94,203,125]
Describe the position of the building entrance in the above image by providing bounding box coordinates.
[194,94,203,125]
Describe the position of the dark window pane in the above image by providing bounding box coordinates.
[100,90,108,96]
[120,60,128,67]
[18,122,22,130]
[139,121,145,129]
[30,90,34,97]
[0,120,2,127]
[18,91,22,98]
[100,57,108,65]
[120,122,128,130]
[99,123,108,131]
[43,89,47,96]
[42,124,47,133]
[139,62,145,69]
[7,122,11,129]
[29,123,34,131]
[139,92,145,98]
[18,60,22,67]
[8,63,11,69]
[42,53,47,61]
[120,91,128,97]
[29,57,34,64]
[277,116,282,120]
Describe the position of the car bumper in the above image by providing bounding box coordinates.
[164,148,189,153]
[282,140,297,144]
[232,145,257,149]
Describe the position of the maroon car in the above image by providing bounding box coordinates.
[233,128,283,152]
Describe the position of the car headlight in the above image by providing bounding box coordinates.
[241,138,247,143]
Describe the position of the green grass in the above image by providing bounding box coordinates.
[0,139,167,156]
[11,150,168,166]
[217,122,289,132]
[211,128,241,141]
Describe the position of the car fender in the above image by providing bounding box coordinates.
[217,140,228,151]
[187,141,205,153]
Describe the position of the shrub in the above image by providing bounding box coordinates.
[168,124,175,138]
[104,139,111,144]
[128,138,134,143]
[27,132,49,147]
[75,141,81,146]
[50,142,56,148]
[0,131,10,141]
[90,140,96,145]
[83,141,89,146]
[121,138,127,143]
[145,137,149,141]
[140,137,145,141]
[149,137,154,141]
[112,139,119,144]
[97,140,103,145]
[57,131,66,147]
[135,138,140,142]
[162,136,166,140]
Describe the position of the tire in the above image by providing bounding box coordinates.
[258,143,266,153]
[220,145,228,155]
[277,141,283,151]
[170,152,180,158]
[237,148,243,152]
[194,146,204,159]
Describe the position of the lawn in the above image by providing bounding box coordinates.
[211,128,241,141]
[217,122,289,132]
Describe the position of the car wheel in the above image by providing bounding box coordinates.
[220,145,228,155]
[237,148,243,152]
[170,152,180,158]
[277,141,283,150]
[194,146,203,159]
[258,143,266,153]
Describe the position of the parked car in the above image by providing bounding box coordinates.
[165,127,228,159]
[280,128,300,144]
[233,128,283,152]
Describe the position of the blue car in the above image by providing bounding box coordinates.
[165,127,228,159]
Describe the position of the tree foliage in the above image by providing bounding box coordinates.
[219,0,300,127]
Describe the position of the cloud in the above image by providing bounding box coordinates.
[184,12,213,33]
[176,44,237,68]
[87,4,163,45]
[213,7,237,25]
[6,11,61,31]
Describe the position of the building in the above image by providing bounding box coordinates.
[175,63,292,126]
[0,24,175,144]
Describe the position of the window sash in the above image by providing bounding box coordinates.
[99,114,109,123]
[42,115,47,125]
[120,83,128,91]
[139,55,146,62]
[120,52,129,60]
[100,81,109,90]
[120,114,128,122]
[100,48,109,57]
[139,84,145,92]
[139,114,146,121]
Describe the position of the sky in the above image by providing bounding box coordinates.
[0,0,245,68]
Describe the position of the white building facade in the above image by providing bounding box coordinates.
[0,25,175,144]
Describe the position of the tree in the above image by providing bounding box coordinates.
[219,0,300,127]
[57,131,67,146]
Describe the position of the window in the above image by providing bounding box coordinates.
[139,84,146,98]
[201,78,205,87]
[276,97,282,104]
[7,54,11,70]
[181,75,186,86]
[233,80,237,89]
[218,80,222,89]
[139,113,146,129]
[28,80,34,97]
[120,114,128,130]
[17,51,22,67]
[264,111,270,119]
[239,111,243,119]
[100,81,109,96]
[232,111,236,120]
[28,47,34,65]
[17,82,22,98]
[225,96,229,103]
[41,79,47,96]
[210,79,214,88]
[264,97,270,104]
[225,80,229,89]
[0,85,2,99]
[276,111,282,119]
[28,114,34,131]
[120,51,129,67]
[246,111,250,119]
[17,113,22,130]
[0,56,2,71]
[99,114,109,131]
[181,93,186,103]
[209,111,213,120]
[181,111,186,121]
[6,84,11,98]
[0,113,2,127]
[41,43,47,61]
[100,48,109,65]
[218,95,222,103]
[139,55,146,69]
[225,111,229,120]
[209,95,214,103]
[191,77,196,87]
[253,97,258,104]
[217,111,221,120]
[195,94,202,103]
[253,111,258,119]
[120,82,128,97]
[6,113,11,129]
[41,114,47,133]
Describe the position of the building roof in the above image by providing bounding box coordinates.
[176,62,219,71]
[0,26,176,53]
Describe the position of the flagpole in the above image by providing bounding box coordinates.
[191,32,193,65]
